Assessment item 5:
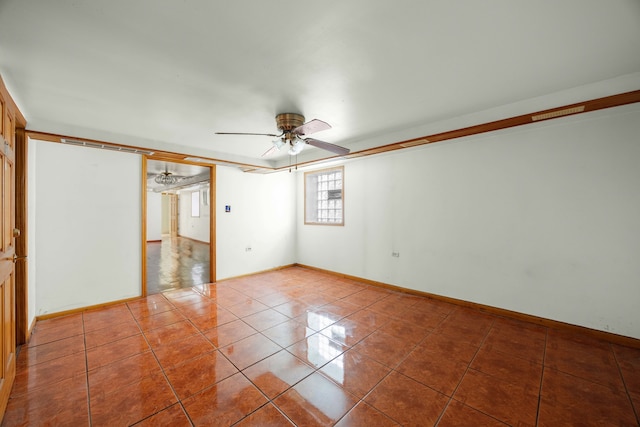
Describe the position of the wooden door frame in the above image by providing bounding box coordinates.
[141,158,216,296]
[209,166,216,283]
[140,158,147,297]
[6,79,28,345]
[14,128,28,345]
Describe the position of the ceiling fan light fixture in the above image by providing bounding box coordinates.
[272,138,285,149]
[288,137,305,155]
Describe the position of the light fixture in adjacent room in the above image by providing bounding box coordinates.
[154,165,179,185]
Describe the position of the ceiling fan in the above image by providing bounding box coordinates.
[216,113,350,157]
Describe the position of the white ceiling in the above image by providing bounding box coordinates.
[1,1,639,168]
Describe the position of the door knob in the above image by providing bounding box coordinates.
[1,253,27,263]
[13,228,20,238]
[12,253,27,263]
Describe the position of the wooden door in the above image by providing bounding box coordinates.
[170,194,178,237]
[0,88,17,417]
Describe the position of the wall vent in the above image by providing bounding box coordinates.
[531,106,585,122]
[60,138,154,155]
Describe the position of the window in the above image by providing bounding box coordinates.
[191,191,200,217]
[305,166,344,225]
[203,188,209,206]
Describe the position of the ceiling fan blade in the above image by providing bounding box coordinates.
[215,132,280,137]
[293,119,331,136]
[261,145,278,157]
[305,138,350,155]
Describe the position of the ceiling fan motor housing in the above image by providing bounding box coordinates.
[276,113,305,133]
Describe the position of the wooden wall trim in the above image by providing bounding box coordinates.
[141,156,148,297]
[25,130,271,172]
[27,317,36,342]
[276,90,640,171]
[34,265,297,321]
[295,264,640,349]
[35,296,142,321]
[210,166,216,283]
[214,264,297,283]
[25,90,640,175]
[34,263,295,321]
[30,261,640,349]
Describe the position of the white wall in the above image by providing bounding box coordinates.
[31,140,142,315]
[297,104,640,339]
[146,191,162,241]
[217,166,296,280]
[178,185,210,243]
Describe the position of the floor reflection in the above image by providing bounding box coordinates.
[146,236,210,295]
[298,311,346,382]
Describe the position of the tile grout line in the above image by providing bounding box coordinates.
[192,278,306,424]
[340,313,449,426]
[434,316,499,426]
[233,288,380,426]
[126,298,196,426]
[233,366,298,426]
[610,342,640,426]
[421,322,456,427]
[535,327,549,427]
[185,294,283,424]
[26,268,637,425]
[154,293,198,427]
[81,312,93,427]
[542,339,633,389]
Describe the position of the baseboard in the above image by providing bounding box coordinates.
[215,264,297,283]
[33,264,296,321]
[26,317,37,342]
[176,235,210,245]
[35,296,142,321]
[295,263,640,349]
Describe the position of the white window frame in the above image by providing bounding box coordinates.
[304,166,344,226]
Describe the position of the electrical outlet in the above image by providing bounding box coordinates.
[392,251,400,258]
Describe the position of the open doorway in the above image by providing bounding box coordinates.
[146,160,213,294]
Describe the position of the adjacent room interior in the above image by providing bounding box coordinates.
[146,160,213,295]
[0,1,639,425]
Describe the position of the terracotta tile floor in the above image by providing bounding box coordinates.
[3,266,640,426]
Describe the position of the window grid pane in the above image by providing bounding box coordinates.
[305,166,344,225]
[316,171,342,223]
